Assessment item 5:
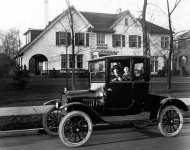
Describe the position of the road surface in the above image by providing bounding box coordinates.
[1,124,190,150]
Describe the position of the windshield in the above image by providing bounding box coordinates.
[89,60,105,82]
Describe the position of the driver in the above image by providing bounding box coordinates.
[111,67,121,81]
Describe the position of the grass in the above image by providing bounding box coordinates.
[0,76,190,107]
[0,77,89,107]
[0,114,42,131]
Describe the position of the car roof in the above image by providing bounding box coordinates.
[88,55,150,62]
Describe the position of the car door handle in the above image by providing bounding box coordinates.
[107,88,112,92]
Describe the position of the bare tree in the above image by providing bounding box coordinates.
[142,0,149,56]
[166,0,182,89]
[0,29,21,58]
[65,0,76,90]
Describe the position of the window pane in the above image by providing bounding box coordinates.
[90,60,105,82]
[75,33,84,46]
[69,54,74,68]
[77,55,83,68]
[129,35,137,48]
[61,54,67,69]
[97,34,105,45]
[113,34,121,47]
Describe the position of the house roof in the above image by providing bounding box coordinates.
[19,7,170,55]
[175,30,190,40]
[81,11,118,33]
[137,19,170,34]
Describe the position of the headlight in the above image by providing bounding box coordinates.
[55,101,59,109]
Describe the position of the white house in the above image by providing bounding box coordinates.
[18,6,170,75]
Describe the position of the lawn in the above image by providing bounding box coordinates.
[1,76,190,107]
[0,77,89,107]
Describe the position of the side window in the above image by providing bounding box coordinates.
[110,60,131,82]
[134,62,144,80]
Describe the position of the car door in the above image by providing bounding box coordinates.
[131,58,150,111]
[105,59,134,113]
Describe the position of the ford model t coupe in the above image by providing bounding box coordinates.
[43,56,188,147]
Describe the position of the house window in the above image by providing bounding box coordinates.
[77,55,83,68]
[56,32,71,46]
[129,35,141,48]
[69,54,75,68]
[61,54,67,69]
[97,33,105,45]
[125,18,128,26]
[161,36,169,49]
[178,39,186,49]
[151,56,158,72]
[112,34,125,47]
[75,33,85,46]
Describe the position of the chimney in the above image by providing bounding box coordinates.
[44,0,49,26]
[116,8,122,14]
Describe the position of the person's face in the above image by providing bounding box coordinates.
[124,67,129,73]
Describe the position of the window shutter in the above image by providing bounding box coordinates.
[67,32,71,46]
[138,36,141,48]
[112,34,116,47]
[86,33,89,47]
[161,36,164,48]
[122,35,125,47]
[56,32,59,45]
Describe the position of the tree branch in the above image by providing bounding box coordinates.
[170,0,182,15]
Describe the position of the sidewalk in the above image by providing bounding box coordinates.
[0,98,189,117]
[0,98,190,137]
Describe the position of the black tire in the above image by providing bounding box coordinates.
[59,111,93,147]
[42,106,62,136]
[158,105,183,137]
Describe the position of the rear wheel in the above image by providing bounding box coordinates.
[43,106,62,136]
[59,111,93,147]
[158,105,183,137]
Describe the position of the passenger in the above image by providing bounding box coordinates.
[122,66,131,81]
[111,68,121,81]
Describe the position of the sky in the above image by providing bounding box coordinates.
[0,0,189,45]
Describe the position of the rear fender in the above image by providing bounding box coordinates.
[157,98,189,119]
[59,102,104,124]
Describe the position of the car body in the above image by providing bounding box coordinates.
[43,55,189,147]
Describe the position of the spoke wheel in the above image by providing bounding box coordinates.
[59,111,93,147]
[43,106,62,136]
[158,105,183,137]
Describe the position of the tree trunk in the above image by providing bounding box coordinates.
[167,0,173,90]
[68,5,76,90]
[142,0,149,56]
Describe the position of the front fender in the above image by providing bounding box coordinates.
[157,98,189,119]
[59,102,104,124]
[43,99,60,105]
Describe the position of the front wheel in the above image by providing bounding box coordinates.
[42,106,62,136]
[59,111,93,147]
[158,105,183,137]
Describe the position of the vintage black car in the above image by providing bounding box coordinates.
[43,56,188,147]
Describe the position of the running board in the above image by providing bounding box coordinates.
[102,112,150,122]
